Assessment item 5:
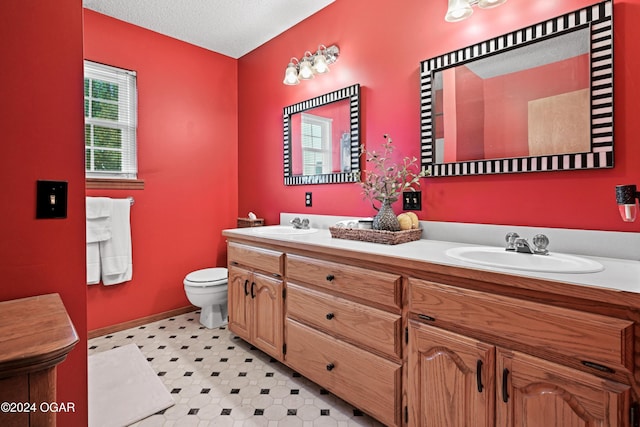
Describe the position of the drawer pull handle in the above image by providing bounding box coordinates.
[250,282,256,299]
[326,313,335,320]
[502,368,509,403]
[326,274,335,282]
[326,363,335,371]
[418,314,436,322]
[244,280,249,296]
[476,360,483,393]
[581,360,615,374]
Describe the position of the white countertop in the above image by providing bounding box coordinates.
[224,224,640,295]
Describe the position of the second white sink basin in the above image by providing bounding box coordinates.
[252,226,319,236]
[445,246,604,274]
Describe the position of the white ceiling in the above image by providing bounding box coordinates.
[83,0,336,59]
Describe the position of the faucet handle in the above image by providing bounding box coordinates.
[532,234,549,255]
[505,232,519,251]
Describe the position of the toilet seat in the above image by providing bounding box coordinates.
[184,268,228,287]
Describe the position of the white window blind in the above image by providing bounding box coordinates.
[301,113,333,175]
[84,61,138,179]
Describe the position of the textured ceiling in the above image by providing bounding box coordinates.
[466,27,590,79]
[83,0,335,58]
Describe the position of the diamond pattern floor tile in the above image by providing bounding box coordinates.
[88,311,386,426]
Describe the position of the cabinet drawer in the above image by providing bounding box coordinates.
[408,278,634,374]
[228,242,284,276]
[286,319,401,427]
[287,283,401,359]
[286,254,401,311]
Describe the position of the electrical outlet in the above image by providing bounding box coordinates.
[305,192,312,207]
[402,191,421,211]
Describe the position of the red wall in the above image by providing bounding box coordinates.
[453,65,485,161]
[483,54,590,159]
[0,0,88,424]
[0,2,637,424]
[83,10,238,331]
[238,0,640,232]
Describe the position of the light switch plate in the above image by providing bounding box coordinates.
[36,180,68,219]
[402,191,422,211]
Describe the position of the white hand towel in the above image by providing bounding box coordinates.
[86,197,112,219]
[100,199,132,286]
[86,197,113,243]
[87,242,101,285]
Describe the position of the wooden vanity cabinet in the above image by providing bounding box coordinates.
[497,348,630,427]
[407,320,495,427]
[407,278,633,427]
[227,242,284,360]
[224,232,639,427]
[285,254,403,427]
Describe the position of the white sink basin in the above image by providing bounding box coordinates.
[445,246,604,274]
[252,226,319,236]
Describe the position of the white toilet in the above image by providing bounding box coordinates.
[183,267,229,329]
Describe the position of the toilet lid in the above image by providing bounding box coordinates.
[185,267,228,285]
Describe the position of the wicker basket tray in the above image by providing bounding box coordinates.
[329,227,423,245]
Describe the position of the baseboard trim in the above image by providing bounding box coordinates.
[88,306,197,339]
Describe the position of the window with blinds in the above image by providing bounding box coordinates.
[301,113,333,175]
[84,61,137,179]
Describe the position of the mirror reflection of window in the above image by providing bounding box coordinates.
[284,83,361,185]
[301,113,333,175]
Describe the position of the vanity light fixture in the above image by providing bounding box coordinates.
[445,0,507,22]
[615,185,640,222]
[283,44,339,85]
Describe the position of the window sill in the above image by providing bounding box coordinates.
[86,178,145,190]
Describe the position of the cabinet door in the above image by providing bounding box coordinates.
[408,320,495,427]
[251,272,283,360]
[227,265,251,341]
[496,349,630,427]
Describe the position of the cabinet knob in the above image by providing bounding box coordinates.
[326,274,335,282]
[326,363,335,371]
[326,313,335,320]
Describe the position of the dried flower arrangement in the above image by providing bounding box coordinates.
[360,134,428,211]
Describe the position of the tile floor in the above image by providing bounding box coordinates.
[88,311,385,426]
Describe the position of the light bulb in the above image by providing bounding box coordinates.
[445,0,473,22]
[283,61,299,85]
[298,58,315,80]
[313,54,330,74]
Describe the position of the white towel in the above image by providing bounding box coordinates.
[86,197,112,243]
[100,199,132,285]
[87,242,101,285]
[86,196,112,219]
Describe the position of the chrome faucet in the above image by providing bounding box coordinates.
[290,217,310,229]
[505,233,549,255]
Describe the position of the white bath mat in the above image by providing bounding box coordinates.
[88,343,174,427]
